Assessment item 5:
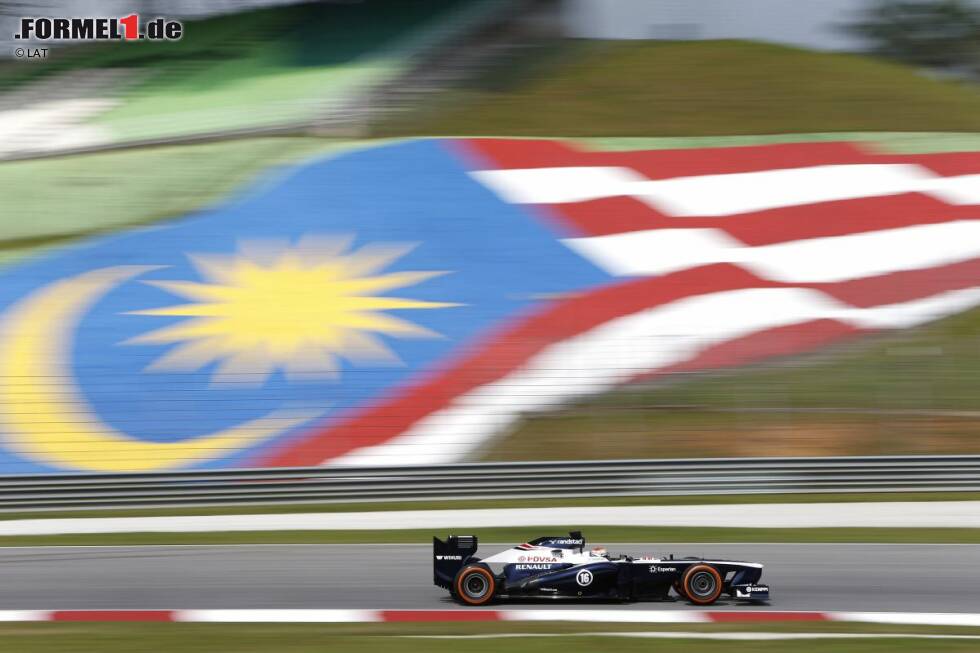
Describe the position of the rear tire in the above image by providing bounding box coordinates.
[681,564,723,605]
[454,565,496,606]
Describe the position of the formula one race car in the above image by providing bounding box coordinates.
[434,531,769,606]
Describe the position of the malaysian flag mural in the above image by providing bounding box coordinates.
[0,138,976,473]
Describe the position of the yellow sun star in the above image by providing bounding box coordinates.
[127,236,458,385]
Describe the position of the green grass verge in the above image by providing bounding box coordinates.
[0,137,347,252]
[2,622,980,653]
[377,39,980,137]
[3,526,979,547]
[484,306,980,461]
[581,132,980,153]
[2,492,978,522]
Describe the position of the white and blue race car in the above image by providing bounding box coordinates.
[434,531,770,606]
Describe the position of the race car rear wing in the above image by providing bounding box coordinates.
[433,534,478,590]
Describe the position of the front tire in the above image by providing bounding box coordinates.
[454,565,496,606]
[681,564,723,605]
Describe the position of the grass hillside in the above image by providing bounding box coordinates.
[378,39,980,136]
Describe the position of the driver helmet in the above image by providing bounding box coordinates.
[589,547,607,557]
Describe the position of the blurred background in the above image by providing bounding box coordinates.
[0,0,978,475]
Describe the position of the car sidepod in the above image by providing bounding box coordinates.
[627,562,683,600]
[503,561,622,598]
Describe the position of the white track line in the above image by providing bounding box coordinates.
[834,612,980,627]
[4,501,979,536]
[180,609,381,623]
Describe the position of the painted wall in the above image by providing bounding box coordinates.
[0,138,976,474]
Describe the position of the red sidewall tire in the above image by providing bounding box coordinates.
[682,564,723,605]
[455,566,496,606]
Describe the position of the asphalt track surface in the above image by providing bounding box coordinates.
[0,543,977,612]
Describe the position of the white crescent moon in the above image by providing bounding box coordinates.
[0,266,318,472]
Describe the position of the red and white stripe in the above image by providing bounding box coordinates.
[260,139,980,467]
[4,608,980,626]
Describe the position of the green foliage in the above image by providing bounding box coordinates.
[843,0,980,71]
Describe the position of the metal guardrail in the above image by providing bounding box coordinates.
[0,455,978,511]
